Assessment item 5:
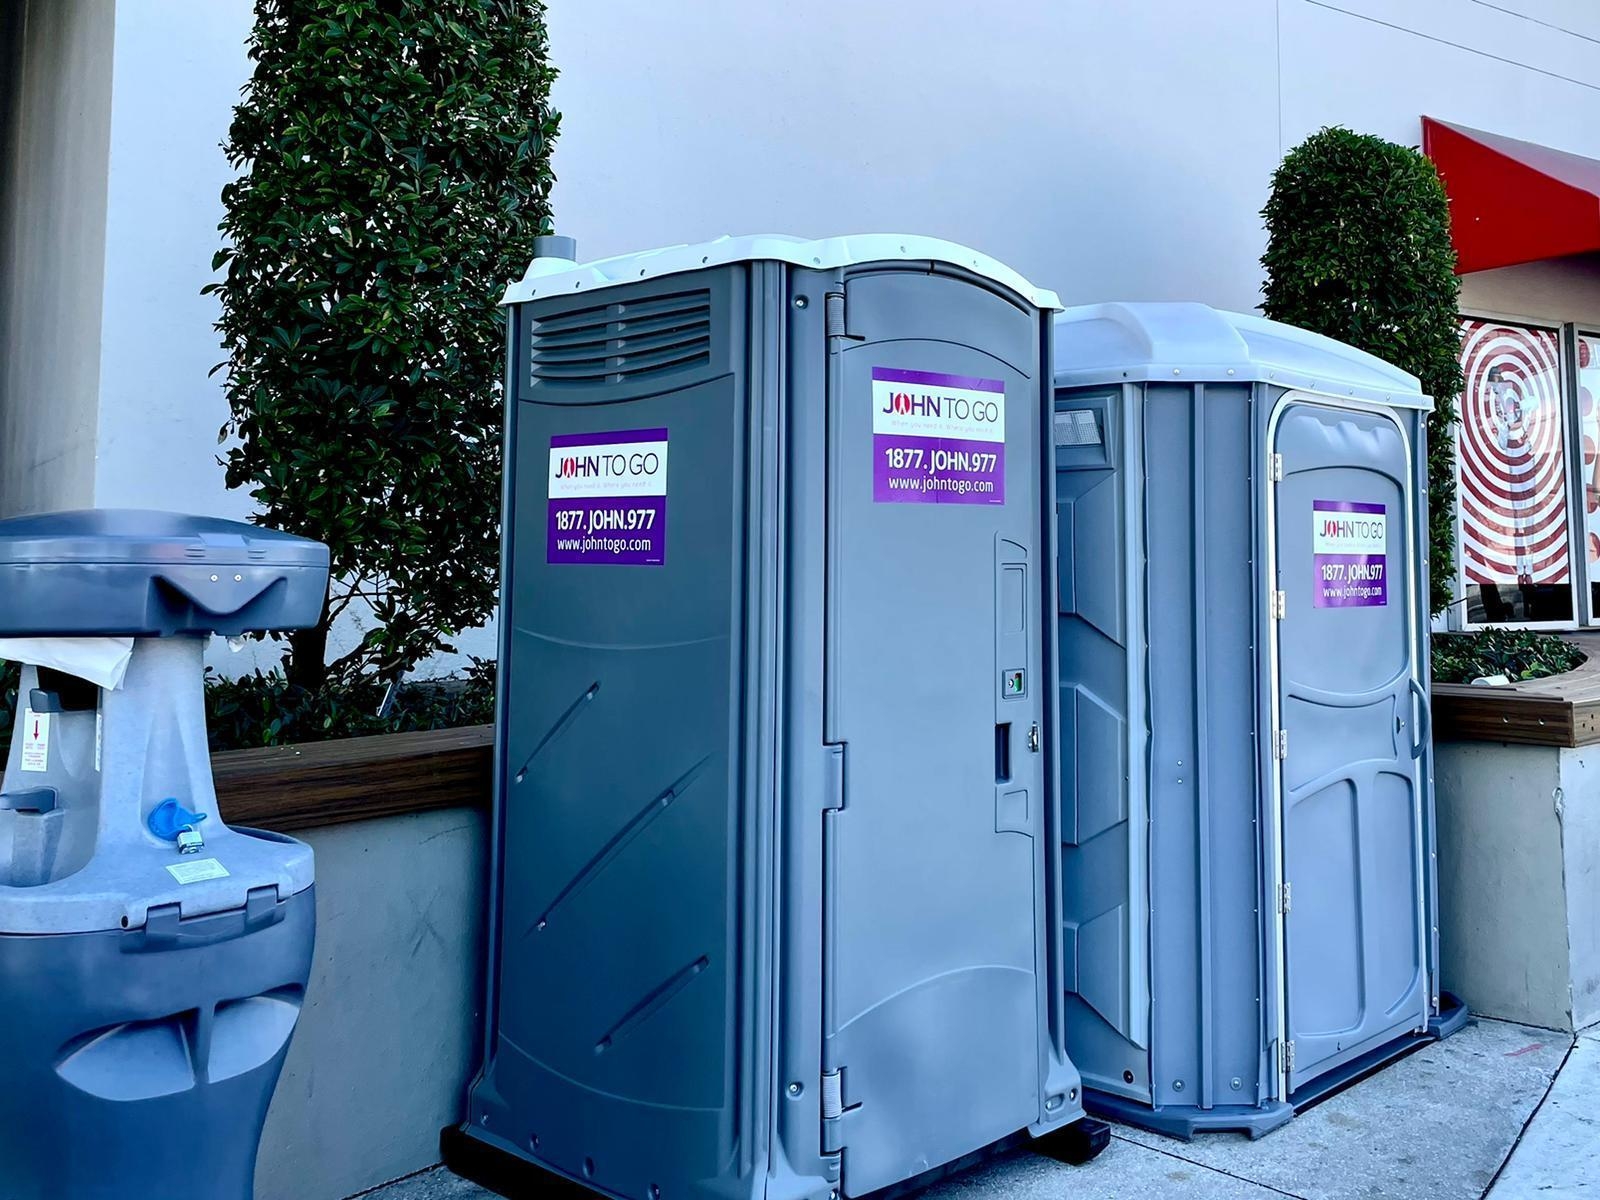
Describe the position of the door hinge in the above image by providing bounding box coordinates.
[1270,452,1284,482]
[822,1069,844,1120]
[1282,1040,1296,1075]
[1277,881,1292,915]
[1028,722,1040,753]
[822,743,845,811]
[1271,590,1286,620]
[1273,729,1288,760]
[821,1067,860,1154]
[825,292,863,342]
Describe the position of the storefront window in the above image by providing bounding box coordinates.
[1456,318,1574,625]
[1577,331,1600,622]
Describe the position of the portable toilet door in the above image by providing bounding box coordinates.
[1267,393,1433,1095]
[446,235,1101,1200]
[817,263,1065,1194]
[1050,303,1465,1140]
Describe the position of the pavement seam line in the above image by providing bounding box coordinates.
[1476,1035,1579,1200]
[347,1163,448,1198]
[1110,1133,1309,1199]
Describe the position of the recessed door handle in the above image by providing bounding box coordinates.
[1408,677,1431,760]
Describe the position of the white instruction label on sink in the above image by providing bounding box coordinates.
[166,858,229,885]
[20,709,49,773]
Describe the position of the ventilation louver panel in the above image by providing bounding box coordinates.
[530,290,712,384]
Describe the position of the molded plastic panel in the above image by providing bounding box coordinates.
[1058,382,1269,1118]
[1055,387,1145,1098]
[0,889,314,1200]
[476,270,757,1200]
[1142,385,1266,1111]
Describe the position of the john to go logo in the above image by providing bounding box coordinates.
[879,391,1001,422]
[555,450,662,479]
[1321,516,1383,541]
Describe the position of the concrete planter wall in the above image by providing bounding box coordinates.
[253,806,487,1200]
[1436,740,1600,1033]
[202,729,494,1200]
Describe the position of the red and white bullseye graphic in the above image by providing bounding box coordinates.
[1458,320,1571,585]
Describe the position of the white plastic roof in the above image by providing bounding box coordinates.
[1053,302,1431,409]
[502,233,1063,311]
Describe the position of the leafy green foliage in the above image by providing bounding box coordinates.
[203,657,496,751]
[0,661,15,752]
[1262,127,1464,616]
[1431,630,1585,684]
[207,0,559,690]
[0,658,491,758]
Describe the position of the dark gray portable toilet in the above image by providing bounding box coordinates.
[1050,304,1467,1140]
[0,510,329,1200]
[445,235,1107,1200]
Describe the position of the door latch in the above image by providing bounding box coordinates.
[1028,723,1040,753]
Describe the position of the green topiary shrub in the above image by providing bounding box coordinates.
[1261,126,1464,617]
[207,0,560,693]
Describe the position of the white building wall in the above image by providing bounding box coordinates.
[91,0,257,521]
[548,1,1600,319]
[544,0,1282,313]
[10,1,1600,664]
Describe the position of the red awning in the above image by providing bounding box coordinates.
[1422,116,1600,274]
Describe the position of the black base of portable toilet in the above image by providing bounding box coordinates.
[445,1116,1114,1199]
[453,235,1106,1200]
[1084,992,1466,1140]
[1050,305,1467,1141]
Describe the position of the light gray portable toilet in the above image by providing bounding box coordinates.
[445,234,1108,1200]
[1050,304,1468,1140]
[0,510,329,1200]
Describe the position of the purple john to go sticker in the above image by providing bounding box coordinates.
[871,367,1006,504]
[547,428,668,565]
[1312,499,1387,608]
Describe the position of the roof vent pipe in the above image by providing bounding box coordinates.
[534,234,577,261]
[524,234,579,282]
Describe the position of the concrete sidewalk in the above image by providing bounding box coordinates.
[362,1017,1579,1200]
[1489,1027,1598,1198]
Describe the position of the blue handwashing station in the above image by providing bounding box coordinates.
[0,510,328,1200]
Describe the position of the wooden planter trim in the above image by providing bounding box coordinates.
[213,724,494,832]
[202,658,1592,826]
[1432,645,1600,749]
